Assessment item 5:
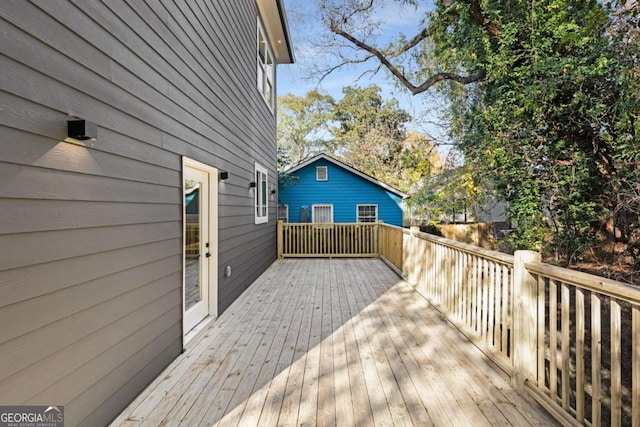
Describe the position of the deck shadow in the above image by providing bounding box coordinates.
[111,258,555,426]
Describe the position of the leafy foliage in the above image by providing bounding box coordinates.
[278,85,440,192]
[406,164,482,225]
[332,85,411,189]
[277,90,335,171]
[308,0,639,266]
[438,0,639,262]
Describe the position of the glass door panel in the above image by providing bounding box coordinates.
[184,165,210,334]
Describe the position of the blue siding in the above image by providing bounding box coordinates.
[278,159,404,226]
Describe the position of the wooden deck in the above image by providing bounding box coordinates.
[111,259,554,427]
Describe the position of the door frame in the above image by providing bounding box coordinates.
[182,157,218,339]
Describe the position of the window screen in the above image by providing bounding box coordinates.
[277,204,288,222]
[357,205,378,223]
[313,204,333,223]
[316,166,328,181]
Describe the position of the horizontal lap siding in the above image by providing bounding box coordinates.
[0,0,278,426]
[279,159,404,225]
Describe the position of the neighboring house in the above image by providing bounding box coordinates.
[407,168,507,225]
[0,1,293,426]
[278,154,407,227]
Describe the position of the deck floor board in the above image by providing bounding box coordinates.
[111,259,555,427]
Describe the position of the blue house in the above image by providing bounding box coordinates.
[278,154,407,226]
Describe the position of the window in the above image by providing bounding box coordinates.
[357,204,378,223]
[255,162,268,224]
[316,166,328,181]
[257,18,275,110]
[277,204,288,222]
[312,204,333,223]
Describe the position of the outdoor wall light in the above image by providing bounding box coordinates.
[67,119,97,141]
[249,181,257,188]
[271,189,276,195]
[219,171,229,180]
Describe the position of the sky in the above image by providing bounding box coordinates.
[276,0,451,148]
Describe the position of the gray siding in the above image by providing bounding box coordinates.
[0,0,280,425]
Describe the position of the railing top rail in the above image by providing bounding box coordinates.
[280,222,378,226]
[526,261,640,305]
[406,227,515,265]
[379,223,404,231]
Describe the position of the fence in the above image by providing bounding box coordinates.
[396,226,640,427]
[276,221,640,426]
[524,262,640,426]
[379,223,403,271]
[435,222,496,249]
[277,222,379,258]
[401,226,516,371]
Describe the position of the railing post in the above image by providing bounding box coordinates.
[512,250,542,394]
[377,220,383,256]
[407,226,420,285]
[277,220,283,259]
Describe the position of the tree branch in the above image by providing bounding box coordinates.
[439,0,501,40]
[388,28,429,57]
[343,0,375,23]
[412,69,486,93]
[330,22,485,95]
[315,53,375,84]
[463,0,501,40]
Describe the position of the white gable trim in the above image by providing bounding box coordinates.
[283,153,408,199]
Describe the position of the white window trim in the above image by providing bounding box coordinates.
[255,162,268,224]
[356,204,378,223]
[316,166,328,181]
[277,204,289,222]
[256,17,275,111]
[312,204,334,223]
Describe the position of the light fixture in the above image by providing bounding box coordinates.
[219,171,229,180]
[67,119,97,141]
[249,181,257,188]
[271,189,276,195]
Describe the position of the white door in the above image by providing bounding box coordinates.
[183,159,218,336]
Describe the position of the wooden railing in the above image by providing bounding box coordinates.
[379,223,403,271]
[277,222,379,258]
[185,223,199,258]
[400,226,515,372]
[385,225,640,427]
[524,262,640,427]
[276,221,640,425]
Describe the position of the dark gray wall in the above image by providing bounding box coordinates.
[0,0,280,425]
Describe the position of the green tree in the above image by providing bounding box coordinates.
[332,85,412,189]
[278,85,438,192]
[445,0,638,262]
[401,129,443,186]
[277,90,335,171]
[406,164,481,225]
[314,0,639,264]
